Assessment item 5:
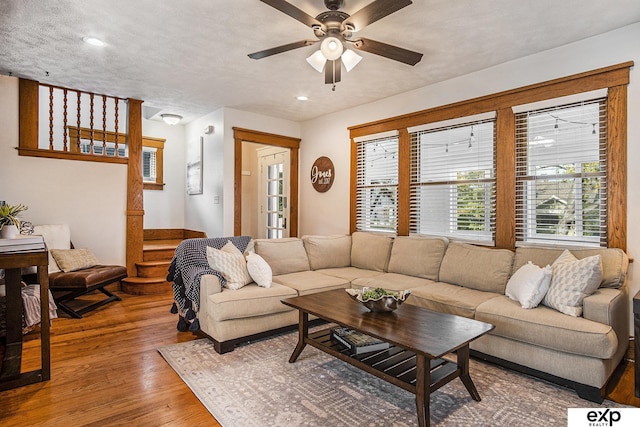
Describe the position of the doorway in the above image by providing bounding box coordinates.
[233,127,300,238]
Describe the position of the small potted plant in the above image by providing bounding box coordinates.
[0,202,28,239]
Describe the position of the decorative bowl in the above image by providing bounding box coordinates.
[345,287,411,313]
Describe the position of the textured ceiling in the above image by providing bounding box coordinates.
[1,0,639,123]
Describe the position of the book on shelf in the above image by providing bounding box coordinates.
[0,235,45,253]
[330,327,390,355]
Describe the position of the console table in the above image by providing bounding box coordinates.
[634,290,640,398]
[0,248,50,391]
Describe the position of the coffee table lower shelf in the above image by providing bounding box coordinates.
[308,328,460,396]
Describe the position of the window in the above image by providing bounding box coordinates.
[354,134,399,233]
[142,137,165,190]
[410,119,496,244]
[515,98,607,247]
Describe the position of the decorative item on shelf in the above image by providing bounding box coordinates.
[0,203,28,239]
[311,156,335,193]
[20,221,34,235]
[345,287,411,312]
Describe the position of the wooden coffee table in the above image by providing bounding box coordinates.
[281,289,495,427]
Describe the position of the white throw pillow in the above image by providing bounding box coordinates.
[206,241,252,290]
[505,261,552,309]
[542,250,603,317]
[246,252,272,288]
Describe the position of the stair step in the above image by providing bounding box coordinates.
[121,277,173,296]
[143,248,176,262]
[137,260,171,278]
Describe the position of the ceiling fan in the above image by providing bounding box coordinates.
[248,0,423,89]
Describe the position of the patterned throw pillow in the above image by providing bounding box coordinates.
[246,252,272,288]
[542,250,602,317]
[505,261,552,309]
[206,241,252,290]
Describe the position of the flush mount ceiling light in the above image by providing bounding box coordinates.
[248,0,423,90]
[296,95,309,101]
[83,36,105,47]
[161,114,182,125]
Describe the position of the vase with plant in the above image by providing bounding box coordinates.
[0,203,28,239]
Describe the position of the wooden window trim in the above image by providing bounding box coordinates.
[349,61,632,251]
[142,136,166,190]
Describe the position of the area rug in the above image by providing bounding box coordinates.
[158,332,624,427]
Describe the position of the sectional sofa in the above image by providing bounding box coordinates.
[191,232,629,402]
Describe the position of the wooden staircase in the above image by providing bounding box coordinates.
[121,229,206,295]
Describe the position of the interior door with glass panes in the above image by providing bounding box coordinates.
[257,147,290,239]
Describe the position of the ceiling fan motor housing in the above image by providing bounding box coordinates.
[324,0,344,11]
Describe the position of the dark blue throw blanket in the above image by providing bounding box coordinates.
[166,236,252,332]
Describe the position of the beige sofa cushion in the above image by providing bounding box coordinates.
[208,283,297,322]
[273,271,350,296]
[439,243,514,294]
[254,238,310,276]
[408,282,500,318]
[302,235,351,270]
[350,232,394,272]
[513,247,628,289]
[475,296,617,359]
[352,272,434,291]
[316,267,385,282]
[387,236,448,280]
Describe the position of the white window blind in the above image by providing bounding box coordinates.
[409,118,496,244]
[355,134,399,233]
[142,147,157,182]
[515,98,607,247]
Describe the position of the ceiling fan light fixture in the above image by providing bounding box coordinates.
[306,50,327,73]
[320,36,343,60]
[342,49,362,72]
[161,114,182,125]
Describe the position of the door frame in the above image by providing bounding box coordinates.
[233,127,300,237]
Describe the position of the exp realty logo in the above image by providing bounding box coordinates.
[568,408,640,427]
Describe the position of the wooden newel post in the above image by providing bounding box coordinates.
[126,98,144,277]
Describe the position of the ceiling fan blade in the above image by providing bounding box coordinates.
[325,58,342,85]
[259,0,323,28]
[344,0,412,31]
[351,37,423,66]
[248,40,317,60]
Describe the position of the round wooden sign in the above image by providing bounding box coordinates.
[311,156,335,193]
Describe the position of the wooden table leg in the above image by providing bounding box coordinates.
[415,354,430,427]
[457,344,481,401]
[288,310,308,363]
[38,264,51,381]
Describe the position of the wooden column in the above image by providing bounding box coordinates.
[19,79,39,150]
[397,128,410,236]
[126,98,144,277]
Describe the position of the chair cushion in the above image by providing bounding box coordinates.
[408,281,501,318]
[254,238,310,275]
[350,232,394,272]
[50,248,100,273]
[49,265,127,289]
[387,236,448,280]
[302,235,351,270]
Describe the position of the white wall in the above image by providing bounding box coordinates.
[299,23,640,330]
[183,107,301,237]
[142,119,186,230]
[0,75,127,265]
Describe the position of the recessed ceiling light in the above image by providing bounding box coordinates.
[83,37,105,47]
[296,95,309,101]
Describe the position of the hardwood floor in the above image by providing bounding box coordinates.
[1,289,217,426]
[1,290,638,426]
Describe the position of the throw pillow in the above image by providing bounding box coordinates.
[505,261,552,309]
[206,241,252,290]
[542,250,603,317]
[246,252,272,288]
[50,248,100,273]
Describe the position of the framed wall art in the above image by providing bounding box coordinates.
[187,137,203,195]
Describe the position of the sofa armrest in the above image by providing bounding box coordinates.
[199,274,222,311]
[583,287,627,327]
